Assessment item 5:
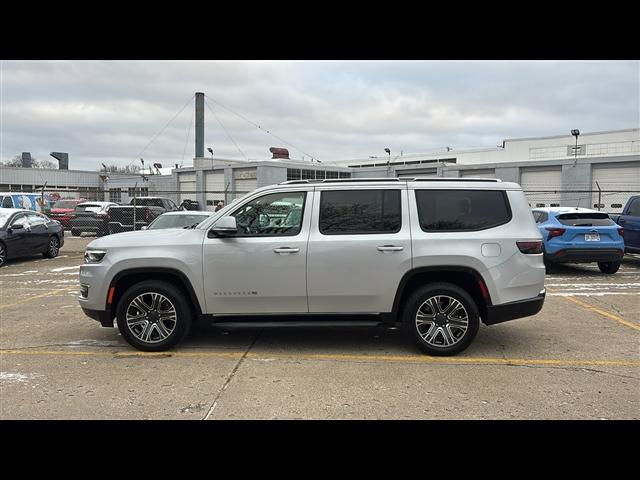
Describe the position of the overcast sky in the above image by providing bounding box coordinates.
[1,60,638,170]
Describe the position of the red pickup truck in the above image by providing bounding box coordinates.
[49,199,86,229]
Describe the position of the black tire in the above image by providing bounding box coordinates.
[403,282,480,356]
[598,261,620,274]
[543,257,554,273]
[116,280,192,351]
[42,236,60,258]
[71,229,81,237]
[0,242,6,267]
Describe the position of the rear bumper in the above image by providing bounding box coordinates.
[545,248,624,263]
[484,289,546,326]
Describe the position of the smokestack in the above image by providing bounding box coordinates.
[50,152,69,170]
[195,92,205,158]
[21,152,32,168]
[269,147,290,160]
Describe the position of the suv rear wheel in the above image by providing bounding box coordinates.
[403,282,480,356]
[116,280,192,351]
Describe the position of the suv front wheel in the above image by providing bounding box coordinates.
[403,282,480,356]
[116,280,192,351]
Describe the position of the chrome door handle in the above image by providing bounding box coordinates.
[274,247,300,254]
[377,245,404,252]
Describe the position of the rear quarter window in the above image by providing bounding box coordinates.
[415,189,512,232]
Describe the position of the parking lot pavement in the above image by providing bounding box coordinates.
[1,246,638,419]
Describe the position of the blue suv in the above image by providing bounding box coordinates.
[532,207,624,274]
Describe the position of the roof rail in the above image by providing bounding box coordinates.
[279,177,501,185]
[410,177,501,182]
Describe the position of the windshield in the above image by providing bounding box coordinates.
[132,198,164,207]
[54,200,79,209]
[149,214,210,230]
[556,213,615,226]
[76,204,104,213]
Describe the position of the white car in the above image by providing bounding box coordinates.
[143,210,215,230]
[79,178,545,355]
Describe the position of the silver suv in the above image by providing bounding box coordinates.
[79,178,546,356]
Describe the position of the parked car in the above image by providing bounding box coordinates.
[70,202,118,237]
[49,199,87,229]
[79,177,546,356]
[106,197,179,233]
[0,208,64,266]
[532,207,625,273]
[609,195,640,254]
[1,192,48,213]
[142,210,214,230]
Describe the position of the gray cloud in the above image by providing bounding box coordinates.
[1,60,638,170]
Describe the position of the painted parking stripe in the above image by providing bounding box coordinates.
[0,287,78,310]
[562,295,640,331]
[1,349,638,367]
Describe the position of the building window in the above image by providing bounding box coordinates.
[301,169,315,180]
[128,187,149,197]
[287,168,301,181]
[109,188,122,203]
[339,172,351,178]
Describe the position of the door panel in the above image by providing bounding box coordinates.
[202,188,312,314]
[5,214,29,258]
[307,187,412,313]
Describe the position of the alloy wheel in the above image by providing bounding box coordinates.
[125,292,177,344]
[415,295,469,348]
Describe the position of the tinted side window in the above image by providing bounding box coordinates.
[319,190,401,235]
[415,190,511,232]
[628,198,640,217]
[2,196,13,208]
[532,211,541,223]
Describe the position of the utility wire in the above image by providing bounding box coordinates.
[128,94,195,168]
[204,94,320,162]
[204,98,248,161]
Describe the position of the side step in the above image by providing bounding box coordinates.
[210,320,384,329]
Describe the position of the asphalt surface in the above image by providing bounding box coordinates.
[1,235,638,419]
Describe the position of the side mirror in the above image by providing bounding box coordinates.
[141,226,148,230]
[210,216,237,236]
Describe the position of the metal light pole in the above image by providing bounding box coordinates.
[571,129,580,166]
[384,148,391,176]
[207,147,214,169]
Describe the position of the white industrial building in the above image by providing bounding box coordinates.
[2,125,638,213]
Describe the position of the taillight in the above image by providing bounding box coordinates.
[545,227,566,240]
[618,227,624,237]
[517,241,543,254]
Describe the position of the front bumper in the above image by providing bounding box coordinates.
[81,307,114,327]
[545,248,624,263]
[484,289,546,326]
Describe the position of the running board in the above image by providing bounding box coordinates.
[210,320,384,328]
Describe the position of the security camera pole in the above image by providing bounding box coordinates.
[384,148,391,175]
[571,129,580,166]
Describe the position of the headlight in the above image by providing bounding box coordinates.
[84,250,107,264]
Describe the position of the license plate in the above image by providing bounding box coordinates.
[585,233,600,241]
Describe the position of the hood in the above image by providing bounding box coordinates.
[86,227,206,250]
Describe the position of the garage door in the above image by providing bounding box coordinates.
[233,168,258,199]
[520,167,562,208]
[178,173,197,205]
[591,162,640,213]
[460,169,496,178]
[397,168,437,178]
[205,171,226,211]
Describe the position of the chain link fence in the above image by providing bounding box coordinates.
[3,185,637,236]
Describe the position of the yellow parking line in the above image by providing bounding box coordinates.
[1,349,638,367]
[546,286,640,331]
[0,287,78,310]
